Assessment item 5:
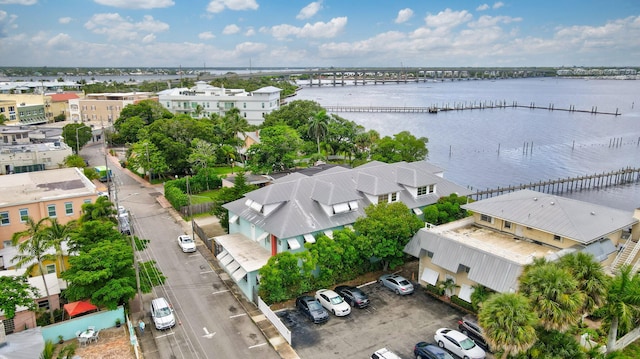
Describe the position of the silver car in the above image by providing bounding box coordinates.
[378,274,414,295]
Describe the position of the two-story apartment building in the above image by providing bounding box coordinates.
[0,94,53,125]
[158,81,281,125]
[218,160,471,302]
[404,189,640,303]
[0,167,99,254]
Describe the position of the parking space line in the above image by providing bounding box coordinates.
[249,343,267,349]
[212,289,230,295]
[154,332,176,339]
[199,270,215,274]
[229,313,247,319]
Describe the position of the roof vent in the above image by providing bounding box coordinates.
[550,201,555,205]
[533,197,538,201]
[590,211,596,215]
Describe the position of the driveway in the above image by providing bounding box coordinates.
[278,279,468,359]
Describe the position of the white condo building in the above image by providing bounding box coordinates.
[158,81,281,125]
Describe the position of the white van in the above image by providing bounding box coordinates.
[371,348,403,359]
[150,297,175,330]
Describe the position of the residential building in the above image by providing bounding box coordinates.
[0,127,73,175]
[0,94,53,125]
[68,92,156,125]
[0,99,17,122]
[48,92,81,121]
[404,189,640,303]
[0,270,62,334]
[0,167,99,253]
[218,160,471,302]
[158,81,281,125]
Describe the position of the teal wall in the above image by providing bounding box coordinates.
[41,306,124,342]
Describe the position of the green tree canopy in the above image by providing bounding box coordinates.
[257,251,314,304]
[246,125,301,173]
[115,99,172,127]
[603,265,640,352]
[61,123,92,154]
[557,252,608,315]
[0,275,40,319]
[63,154,87,168]
[353,202,424,271]
[62,239,136,310]
[423,193,472,225]
[370,130,429,163]
[80,196,117,224]
[261,100,325,131]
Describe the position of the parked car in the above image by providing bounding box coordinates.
[150,297,176,330]
[295,295,329,324]
[371,347,403,359]
[458,315,490,351]
[335,285,370,308]
[434,328,486,359]
[378,274,414,295]
[177,234,196,253]
[315,289,351,316]
[414,342,454,359]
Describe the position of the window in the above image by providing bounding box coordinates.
[19,208,29,222]
[458,264,470,273]
[261,102,265,108]
[3,318,15,334]
[426,250,434,258]
[390,192,398,202]
[417,186,427,196]
[0,211,9,225]
[65,202,73,215]
[378,194,388,204]
[428,184,435,193]
[47,204,57,217]
[46,264,56,274]
[553,235,562,242]
[38,300,50,310]
[84,199,92,204]
[480,214,492,223]
[504,221,512,229]
[243,102,246,108]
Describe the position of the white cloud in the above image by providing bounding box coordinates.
[58,17,72,24]
[84,13,169,41]
[46,33,73,50]
[493,2,504,9]
[142,33,155,43]
[93,0,174,9]
[395,8,413,24]
[0,0,37,5]
[0,10,18,37]
[424,8,473,31]
[199,31,215,40]
[244,27,255,36]
[223,24,240,35]
[297,1,322,20]
[269,17,347,40]
[207,0,258,14]
[476,4,489,11]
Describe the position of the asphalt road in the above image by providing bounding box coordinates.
[81,142,280,359]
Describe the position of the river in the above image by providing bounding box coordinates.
[293,78,640,212]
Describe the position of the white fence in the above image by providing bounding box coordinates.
[257,297,291,345]
[615,325,640,351]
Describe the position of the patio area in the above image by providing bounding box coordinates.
[61,326,134,359]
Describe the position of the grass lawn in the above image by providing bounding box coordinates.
[619,339,640,358]
[188,189,219,204]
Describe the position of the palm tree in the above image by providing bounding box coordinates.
[308,110,329,154]
[40,340,76,359]
[478,292,538,358]
[519,263,585,332]
[558,252,608,315]
[44,218,77,281]
[80,196,116,223]
[11,217,56,323]
[223,107,249,143]
[603,265,640,352]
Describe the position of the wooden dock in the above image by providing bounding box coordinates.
[469,167,640,201]
[324,101,621,116]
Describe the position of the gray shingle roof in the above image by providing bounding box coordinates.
[462,189,637,244]
[225,161,471,238]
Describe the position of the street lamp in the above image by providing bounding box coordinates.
[75,126,80,154]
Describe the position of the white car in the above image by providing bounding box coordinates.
[434,328,486,359]
[177,235,196,253]
[315,289,351,317]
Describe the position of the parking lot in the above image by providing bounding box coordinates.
[277,279,469,358]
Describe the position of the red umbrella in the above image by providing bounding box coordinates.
[64,300,98,317]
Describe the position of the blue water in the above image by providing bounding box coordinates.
[294,78,640,211]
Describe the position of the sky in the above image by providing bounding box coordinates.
[0,0,639,68]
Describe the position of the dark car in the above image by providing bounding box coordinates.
[458,315,490,351]
[414,342,454,359]
[296,295,329,324]
[335,285,370,308]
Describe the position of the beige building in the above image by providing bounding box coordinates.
[405,189,640,302]
[68,92,156,126]
[0,127,73,175]
[0,167,99,252]
[49,92,81,121]
[0,94,54,125]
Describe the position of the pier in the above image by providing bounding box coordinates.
[469,167,640,201]
[324,101,621,116]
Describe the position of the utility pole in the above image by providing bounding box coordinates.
[75,126,80,154]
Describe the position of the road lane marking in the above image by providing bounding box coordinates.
[154,332,175,339]
[212,289,230,295]
[229,313,247,319]
[199,270,215,274]
[203,327,216,339]
[249,343,267,349]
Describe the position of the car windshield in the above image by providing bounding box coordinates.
[436,352,454,359]
[330,296,344,305]
[155,307,171,318]
[308,301,322,310]
[459,338,477,350]
[399,279,410,286]
[182,237,193,243]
